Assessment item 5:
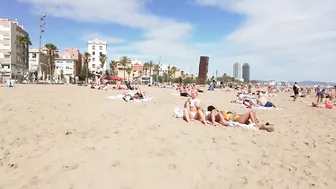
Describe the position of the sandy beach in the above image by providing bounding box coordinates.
[1,85,336,189]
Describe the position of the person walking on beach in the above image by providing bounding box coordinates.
[292,82,299,102]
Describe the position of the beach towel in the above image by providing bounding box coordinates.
[107,94,124,100]
[249,106,282,110]
[229,122,257,131]
[134,97,154,102]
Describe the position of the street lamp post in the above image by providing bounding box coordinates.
[37,14,46,82]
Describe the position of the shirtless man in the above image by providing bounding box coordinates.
[256,93,276,107]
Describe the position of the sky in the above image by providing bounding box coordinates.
[1,0,336,82]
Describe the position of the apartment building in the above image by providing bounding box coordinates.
[233,62,242,80]
[28,48,49,79]
[87,38,107,72]
[55,57,75,83]
[0,18,29,80]
[61,48,82,76]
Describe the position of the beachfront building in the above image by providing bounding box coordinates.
[61,48,82,76]
[87,38,107,72]
[55,57,75,83]
[158,64,169,76]
[0,18,30,81]
[242,63,250,82]
[28,48,49,78]
[115,58,143,80]
[233,62,242,80]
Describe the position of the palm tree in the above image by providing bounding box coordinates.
[153,64,160,75]
[143,62,149,75]
[125,67,132,80]
[119,56,130,79]
[170,66,177,79]
[16,35,32,76]
[45,43,58,79]
[83,52,91,83]
[99,53,107,75]
[148,60,154,75]
[109,60,118,76]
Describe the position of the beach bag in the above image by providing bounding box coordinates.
[173,107,184,118]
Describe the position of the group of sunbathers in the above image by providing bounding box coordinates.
[90,80,140,91]
[182,90,275,132]
[176,84,204,97]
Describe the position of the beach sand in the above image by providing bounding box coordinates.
[0,85,336,189]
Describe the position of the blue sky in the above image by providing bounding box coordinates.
[1,0,336,82]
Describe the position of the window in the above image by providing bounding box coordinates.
[4,54,10,58]
[99,46,102,50]
[92,58,95,62]
[92,45,95,50]
[66,66,72,69]
[92,64,95,68]
[92,51,95,55]
[99,52,102,55]
[65,60,72,63]
[32,53,37,58]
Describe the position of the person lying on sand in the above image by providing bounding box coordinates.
[123,85,147,101]
[223,109,274,132]
[206,105,230,126]
[183,91,208,126]
[255,93,276,107]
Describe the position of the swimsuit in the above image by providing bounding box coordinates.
[225,113,240,121]
[264,101,273,107]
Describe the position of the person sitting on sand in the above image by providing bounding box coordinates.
[116,81,122,89]
[183,91,208,126]
[223,110,274,132]
[179,85,190,97]
[325,95,334,109]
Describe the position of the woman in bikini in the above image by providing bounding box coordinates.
[183,91,208,126]
[206,105,230,126]
[223,110,274,132]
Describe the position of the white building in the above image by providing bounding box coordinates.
[55,57,75,82]
[0,18,30,80]
[233,62,242,80]
[87,38,107,72]
[28,49,49,78]
[158,64,169,76]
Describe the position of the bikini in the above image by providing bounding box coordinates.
[189,99,200,118]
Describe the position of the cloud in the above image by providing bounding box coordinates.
[19,0,196,72]
[19,0,336,81]
[194,0,336,81]
[82,33,125,44]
